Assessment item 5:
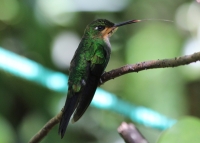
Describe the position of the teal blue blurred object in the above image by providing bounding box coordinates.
[93,88,176,130]
[0,47,68,92]
[0,47,176,130]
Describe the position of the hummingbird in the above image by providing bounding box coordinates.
[58,18,141,138]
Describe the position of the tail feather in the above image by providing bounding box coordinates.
[72,75,98,122]
[58,92,79,138]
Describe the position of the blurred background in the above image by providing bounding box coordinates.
[0,0,200,143]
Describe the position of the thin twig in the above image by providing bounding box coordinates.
[118,122,148,143]
[29,51,200,143]
[29,111,62,143]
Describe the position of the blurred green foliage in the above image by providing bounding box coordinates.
[0,0,200,143]
[158,116,200,143]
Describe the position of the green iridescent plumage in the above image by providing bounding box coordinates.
[59,18,140,138]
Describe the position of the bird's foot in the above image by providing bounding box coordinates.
[99,71,106,85]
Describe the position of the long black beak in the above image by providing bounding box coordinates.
[114,19,141,27]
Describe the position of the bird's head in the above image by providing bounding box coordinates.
[84,19,140,40]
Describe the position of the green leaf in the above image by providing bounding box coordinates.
[157,116,200,143]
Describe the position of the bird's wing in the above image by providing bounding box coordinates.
[68,40,107,93]
[72,42,108,122]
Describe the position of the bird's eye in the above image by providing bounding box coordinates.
[95,25,105,31]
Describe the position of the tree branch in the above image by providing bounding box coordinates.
[118,122,148,143]
[29,51,200,143]
[100,51,200,84]
[29,111,62,143]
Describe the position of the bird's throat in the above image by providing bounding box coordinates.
[102,27,118,48]
[103,36,111,49]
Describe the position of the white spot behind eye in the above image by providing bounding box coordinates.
[95,27,98,30]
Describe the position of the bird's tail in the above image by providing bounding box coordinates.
[72,75,99,122]
[58,91,79,138]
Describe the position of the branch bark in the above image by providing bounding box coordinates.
[118,122,148,143]
[29,111,62,143]
[29,51,200,143]
[100,51,200,84]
